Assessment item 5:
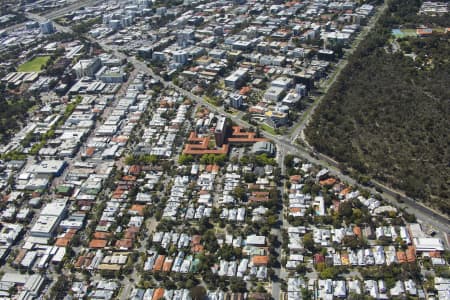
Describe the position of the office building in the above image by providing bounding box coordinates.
[225,69,248,89]
[39,21,55,34]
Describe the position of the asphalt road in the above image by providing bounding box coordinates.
[290,0,389,143]
[18,6,450,299]
[21,6,450,300]
[3,0,102,32]
[17,0,450,237]
[25,13,73,34]
[97,44,450,236]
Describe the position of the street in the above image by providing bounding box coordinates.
[97,36,450,239]
[12,4,450,299]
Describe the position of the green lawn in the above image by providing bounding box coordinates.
[260,123,276,135]
[203,96,219,107]
[401,29,418,37]
[18,56,50,72]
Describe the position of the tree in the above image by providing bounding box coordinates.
[301,288,314,300]
[348,293,372,300]
[200,154,212,165]
[178,154,194,165]
[303,232,315,252]
[255,154,276,166]
[285,154,295,168]
[49,275,68,299]
[230,278,247,293]
[319,266,340,279]
[233,186,247,201]
[214,154,227,166]
[338,201,353,218]
[243,172,257,183]
[342,235,365,249]
[266,215,278,227]
[202,230,219,253]
[296,264,307,274]
[305,5,450,214]
[218,244,236,260]
[190,286,206,300]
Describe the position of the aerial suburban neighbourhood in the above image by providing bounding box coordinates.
[0,0,448,299]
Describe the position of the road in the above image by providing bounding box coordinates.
[18,5,449,298]
[271,149,287,300]
[95,40,450,237]
[25,13,73,34]
[290,0,389,143]
[13,0,449,237]
[282,0,450,235]
[2,0,102,32]
[45,24,448,300]
[39,0,103,20]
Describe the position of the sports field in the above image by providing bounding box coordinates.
[18,56,50,72]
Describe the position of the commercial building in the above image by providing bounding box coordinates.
[30,198,68,238]
[318,49,335,61]
[173,50,188,65]
[413,238,445,252]
[73,58,102,79]
[28,160,67,177]
[39,21,55,34]
[251,141,275,156]
[229,93,243,109]
[225,69,248,89]
[264,86,285,102]
[271,77,293,90]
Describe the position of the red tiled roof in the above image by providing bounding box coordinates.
[153,255,165,271]
[152,288,165,300]
[130,204,146,216]
[122,175,136,181]
[128,165,141,175]
[89,239,108,249]
[406,246,416,262]
[314,254,325,264]
[85,147,95,157]
[340,187,351,196]
[116,239,133,249]
[397,251,407,263]
[192,244,204,253]
[94,232,112,240]
[252,255,269,266]
[417,28,433,35]
[429,251,441,258]
[239,86,251,95]
[353,226,362,239]
[55,238,71,247]
[290,175,302,183]
[320,178,337,186]
[162,259,173,272]
[192,235,201,245]
[249,196,269,203]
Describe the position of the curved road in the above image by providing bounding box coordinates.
[28,0,449,235]
[104,45,450,235]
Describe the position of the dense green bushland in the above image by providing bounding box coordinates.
[0,91,37,145]
[306,0,450,213]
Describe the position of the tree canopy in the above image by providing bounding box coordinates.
[306,0,450,214]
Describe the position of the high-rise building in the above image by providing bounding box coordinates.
[214,116,228,147]
[229,94,243,109]
[173,50,188,65]
[39,21,54,34]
